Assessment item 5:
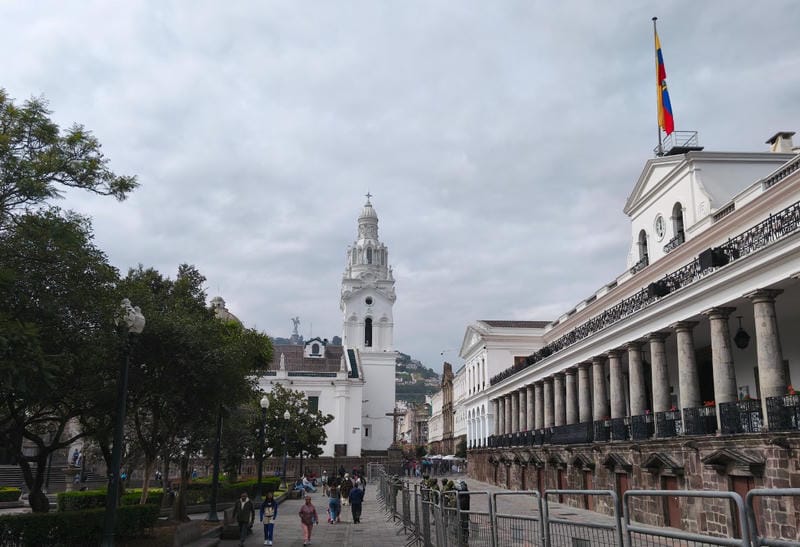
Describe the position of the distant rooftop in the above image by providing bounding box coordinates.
[481,320,550,328]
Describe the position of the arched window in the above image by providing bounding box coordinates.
[364,318,373,347]
[366,248,373,264]
[311,343,320,355]
[672,202,685,242]
[638,229,649,264]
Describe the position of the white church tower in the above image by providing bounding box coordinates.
[341,194,398,452]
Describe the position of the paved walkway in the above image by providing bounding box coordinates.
[220,484,412,547]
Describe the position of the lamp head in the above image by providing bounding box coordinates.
[260,396,269,410]
[283,410,290,420]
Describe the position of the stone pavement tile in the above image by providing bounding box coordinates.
[219,484,412,547]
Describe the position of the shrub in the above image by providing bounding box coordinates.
[0,487,21,502]
[0,504,158,545]
[58,488,164,511]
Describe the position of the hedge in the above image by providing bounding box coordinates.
[0,487,21,502]
[0,503,158,546]
[57,488,164,512]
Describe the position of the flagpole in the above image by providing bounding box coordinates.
[653,16,663,156]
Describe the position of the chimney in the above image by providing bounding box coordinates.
[765,131,796,153]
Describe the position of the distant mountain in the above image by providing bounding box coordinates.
[396,351,441,404]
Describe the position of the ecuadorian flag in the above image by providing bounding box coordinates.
[655,31,674,135]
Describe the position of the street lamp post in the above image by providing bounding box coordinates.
[255,396,269,504]
[281,409,290,490]
[205,408,223,522]
[101,299,145,547]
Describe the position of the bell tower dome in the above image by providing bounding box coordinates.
[340,193,396,351]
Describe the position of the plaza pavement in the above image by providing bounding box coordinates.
[219,483,412,547]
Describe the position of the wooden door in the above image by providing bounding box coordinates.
[730,475,757,538]
[583,470,594,510]
[661,475,681,528]
[557,468,566,503]
[521,466,526,490]
[615,472,629,514]
[537,467,545,495]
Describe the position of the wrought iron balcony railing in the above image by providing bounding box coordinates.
[719,400,762,434]
[766,394,800,431]
[655,410,682,438]
[663,232,685,254]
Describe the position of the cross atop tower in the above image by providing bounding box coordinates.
[365,191,372,202]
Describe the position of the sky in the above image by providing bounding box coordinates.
[2,1,799,373]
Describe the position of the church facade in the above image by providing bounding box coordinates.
[454,132,800,540]
[257,197,398,457]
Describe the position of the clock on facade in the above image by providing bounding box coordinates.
[654,214,666,241]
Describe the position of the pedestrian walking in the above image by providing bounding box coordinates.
[340,474,352,508]
[259,491,279,546]
[232,491,255,547]
[298,494,318,546]
[328,481,341,524]
[348,483,364,523]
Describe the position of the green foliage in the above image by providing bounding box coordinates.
[0,487,21,502]
[262,384,334,461]
[455,438,467,459]
[56,488,164,511]
[0,210,121,511]
[0,504,158,545]
[0,88,137,228]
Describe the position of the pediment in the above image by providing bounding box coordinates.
[701,449,764,477]
[513,450,543,467]
[602,453,632,472]
[624,156,685,216]
[546,453,566,468]
[642,452,684,476]
[571,453,595,470]
[459,324,488,358]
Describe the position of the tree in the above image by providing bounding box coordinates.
[0,210,120,511]
[0,89,137,229]
[262,385,333,476]
[107,265,271,517]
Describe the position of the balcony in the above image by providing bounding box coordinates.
[629,256,649,275]
[719,399,762,433]
[766,394,800,431]
[663,231,685,254]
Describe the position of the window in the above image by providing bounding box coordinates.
[638,229,649,263]
[364,425,370,437]
[311,343,320,355]
[308,396,319,413]
[366,248,373,264]
[672,202,685,241]
[364,318,373,347]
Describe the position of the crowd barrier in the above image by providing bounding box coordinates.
[372,466,800,547]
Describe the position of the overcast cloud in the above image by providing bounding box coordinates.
[2,1,799,372]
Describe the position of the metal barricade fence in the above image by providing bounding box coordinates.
[492,490,546,546]
[419,487,434,547]
[543,489,622,547]
[456,490,494,547]
[401,480,412,533]
[746,488,800,547]
[623,489,750,547]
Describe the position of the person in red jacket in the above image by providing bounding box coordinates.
[298,494,318,546]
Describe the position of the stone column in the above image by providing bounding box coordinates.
[519,388,528,431]
[505,394,513,435]
[526,385,535,430]
[543,378,554,428]
[747,289,787,430]
[565,369,579,424]
[578,363,593,423]
[627,341,648,416]
[704,307,738,430]
[647,332,671,412]
[673,321,701,411]
[553,373,566,426]
[493,399,499,437]
[592,356,609,421]
[498,397,505,435]
[511,391,519,434]
[608,350,626,419]
[534,382,544,429]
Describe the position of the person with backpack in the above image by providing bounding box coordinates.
[259,491,279,546]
